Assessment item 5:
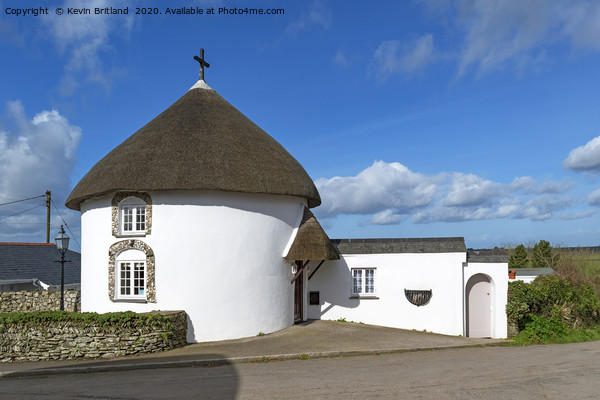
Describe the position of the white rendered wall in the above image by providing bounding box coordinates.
[80,190,305,343]
[464,263,508,338]
[307,253,467,336]
[511,276,536,284]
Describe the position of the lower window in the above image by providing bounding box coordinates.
[117,261,146,299]
[352,268,376,296]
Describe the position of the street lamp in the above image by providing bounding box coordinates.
[54,225,70,311]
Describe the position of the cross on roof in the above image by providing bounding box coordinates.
[193,48,210,81]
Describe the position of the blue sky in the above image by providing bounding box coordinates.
[1,0,600,251]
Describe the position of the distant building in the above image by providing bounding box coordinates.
[509,268,554,284]
[0,242,81,291]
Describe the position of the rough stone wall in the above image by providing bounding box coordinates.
[0,311,187,362]
[0,290,81,312]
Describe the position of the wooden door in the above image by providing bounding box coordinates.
[294,263,303,323]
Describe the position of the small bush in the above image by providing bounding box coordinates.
[514,315,569,343]
[508,275,600,342]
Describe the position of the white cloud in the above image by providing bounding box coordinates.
[563,136,600,172]
[286,0,332,36]
[534,181,576,194]
[365,209,407,225]
[443,172,504,207]
[315,160,437,218]
[372,34,435,80]
[556,209,596,220]
[42,0,135,95]
[314,160,583,226]
[0,101,81,241]
[515,194,573,221]
[405,1,600,78]
[452,0,600,77]
[334,50,350,67]
[560,1,600,50]
[588,190,600,206]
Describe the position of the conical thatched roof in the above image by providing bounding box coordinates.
[285,208,339,261]
[66,80,321,210]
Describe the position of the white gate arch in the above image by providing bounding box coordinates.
[466,273,493,338]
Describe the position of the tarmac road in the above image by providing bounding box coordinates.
[2,341,600,399]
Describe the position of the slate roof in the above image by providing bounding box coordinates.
[514,267,554,276]
[330,237,467,254]
[285,208,339,261]
[0,243,81,286]
[467,249,509,263]
[66,79,320,210]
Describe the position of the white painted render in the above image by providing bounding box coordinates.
[511,275,536,284]
[307,254,508,338]
[80,189,305,343]
[188,79,212,91]
[307,253,467,336]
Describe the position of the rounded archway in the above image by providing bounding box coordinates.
[466,274,492,338]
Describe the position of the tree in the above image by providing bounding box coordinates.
[509,244,529,268]
[532,240,560,268]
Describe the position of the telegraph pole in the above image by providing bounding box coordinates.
[45,190,51,243]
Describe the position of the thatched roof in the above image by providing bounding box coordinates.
[66,80,321,210]
[285,208,339,261]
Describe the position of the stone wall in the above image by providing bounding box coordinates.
[0,310,187,362]
[0,290,81,312]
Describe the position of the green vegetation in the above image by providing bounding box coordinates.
[299,354,310,360]
[335,317,363,324]
[506,242,600,345]
[508,240,561,268]
[0,310,175,329]
[509,244,529,268]
[532,240,560,268]
[556,248,600,295]
[257,331,265,336]
[507,274,600,344]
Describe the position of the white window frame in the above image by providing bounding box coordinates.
[115,258,147,301]
[119,197,146,236]
[351,268,377,297]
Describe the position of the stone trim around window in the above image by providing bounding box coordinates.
[108,240,156,303]
[111,192,152,237]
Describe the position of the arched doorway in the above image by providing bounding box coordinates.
[466,274,492,338]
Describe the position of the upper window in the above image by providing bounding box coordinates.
[122,204,145,233]
[111,192,152,237]
[119,197,146,235]
[351,268,376,297]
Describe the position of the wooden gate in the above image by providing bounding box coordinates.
[466,274,492,338]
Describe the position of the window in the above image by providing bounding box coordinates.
[111,192,152,237]
[352,268,376,296]
[121,205,145,233]
[109,242,155,303]
[117,261,146,299]
[118,197,146,235]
